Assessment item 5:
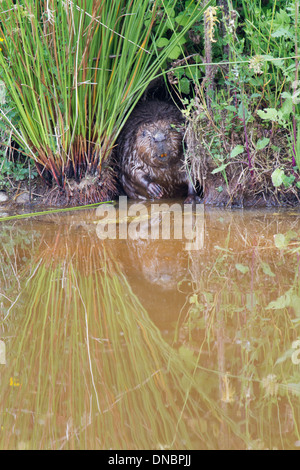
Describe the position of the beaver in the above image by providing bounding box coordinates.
[117,100,200,204]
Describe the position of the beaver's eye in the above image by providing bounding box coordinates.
[142,130,147,137]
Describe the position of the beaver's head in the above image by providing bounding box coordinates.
[135,119,183,167]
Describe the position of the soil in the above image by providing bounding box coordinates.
[183,112,300,208]
[1,121,300,211]
[1,168,299,213]
[0,169,118,212]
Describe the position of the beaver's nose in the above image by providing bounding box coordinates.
[153,132,166,142]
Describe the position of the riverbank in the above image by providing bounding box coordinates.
[0,169,299,213]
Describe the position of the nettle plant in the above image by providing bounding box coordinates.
[246,1,300,189]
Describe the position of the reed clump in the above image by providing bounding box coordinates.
[0,0,208,205]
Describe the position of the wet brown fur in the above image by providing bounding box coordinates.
[117,101,200,202]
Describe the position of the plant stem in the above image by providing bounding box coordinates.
[204,0,213,112]
[242,101,253,177]
[292,0,299,167]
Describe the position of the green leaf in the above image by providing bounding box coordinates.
[274,8,291,26]
[260,262,275,277]
[175,12,190,27]
[230,145,244,158]
[178,77,190,95]
[282,173,295,187]
[292,89,300,105]
[271,168,285,187]
[170,34,187,46]
[211,163,229,174]
[274,233,289,249]
[256,137,270,150]
[168,45,181,60]
[156,37,169,48]
[249,77,263,87]
[266,289,292,309]
[165,7,175,17]
[225,105,238,112]
[235,263,249,274]
[257,108,279,121]
[189,294,198,304]
[185,67,199,81]
[173,68,185,79]
[238,102,250,120]
[280,96,293,118]
[272,59,284,68]
[271,27,293,38]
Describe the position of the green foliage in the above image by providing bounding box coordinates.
[145,0,213,93]
[168,0,300,194]
[0,76,34,187]
[236,0,300,187]
[230,145,244,157]
[0,0,299,197]
[0,157,37,188]
[149,1,207,61]
[271,167,296,188]
[0,0,208,190]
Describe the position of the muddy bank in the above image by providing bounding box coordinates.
[0,164,300,211]
[0,166,119,212]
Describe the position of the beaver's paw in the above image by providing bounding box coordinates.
[147,182,164,199]
[184,194,202,205]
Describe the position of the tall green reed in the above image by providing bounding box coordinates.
[0,0,208,194]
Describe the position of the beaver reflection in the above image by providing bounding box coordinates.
[119,237,190,326]
[118,100,200,204]
[108,204,193,326]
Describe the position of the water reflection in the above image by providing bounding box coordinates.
[0,203,300,449]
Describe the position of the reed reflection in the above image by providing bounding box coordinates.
[0,206,299,449]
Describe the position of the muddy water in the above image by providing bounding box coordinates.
[0,200,300,450]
